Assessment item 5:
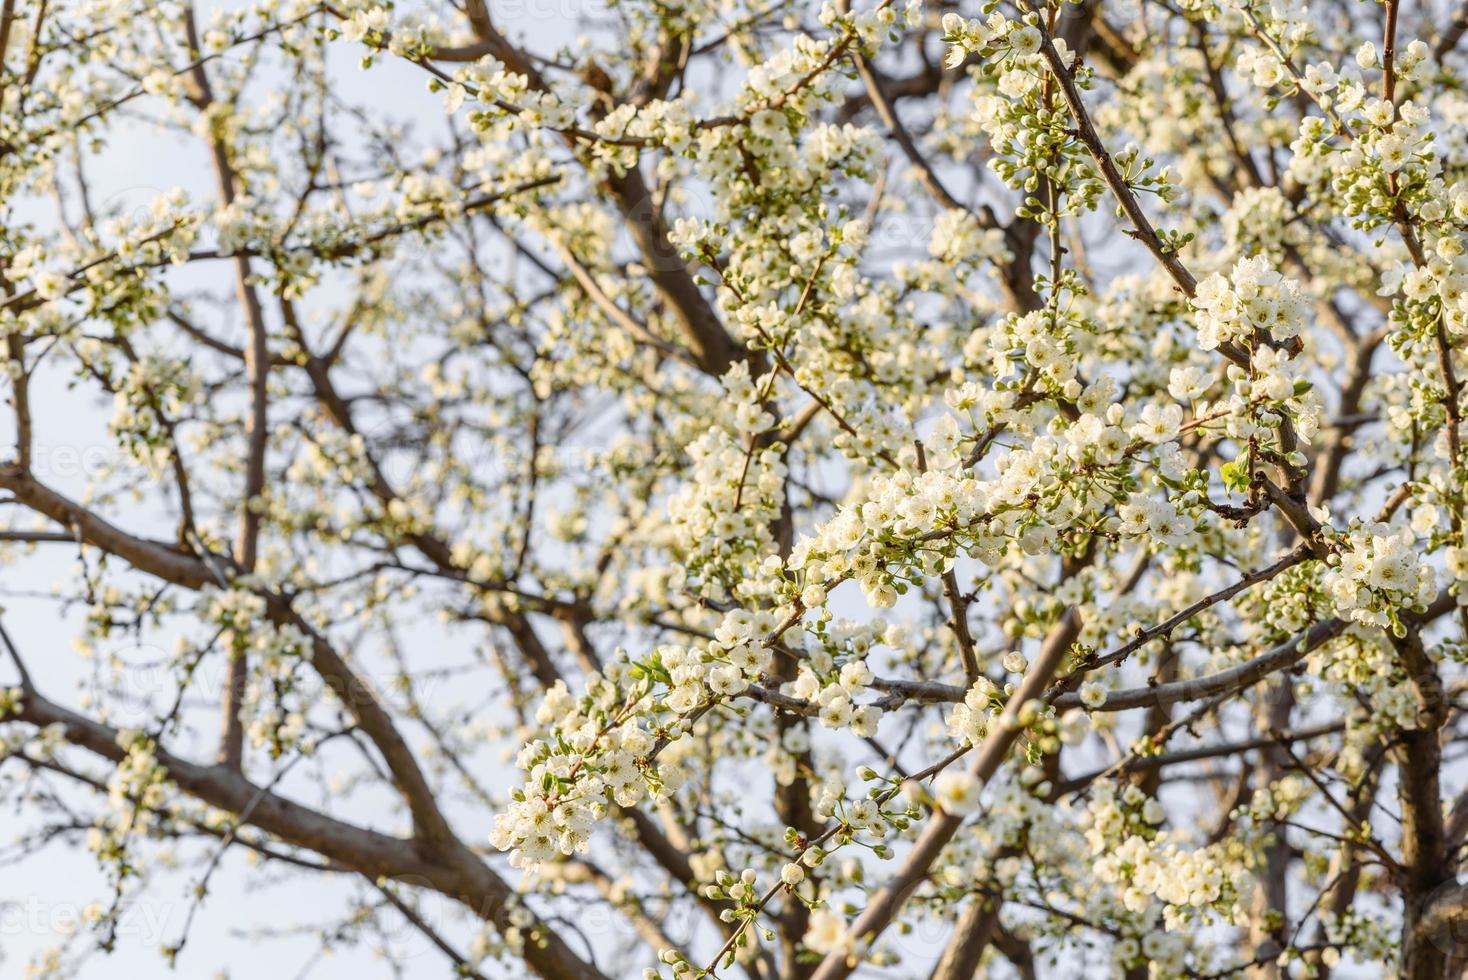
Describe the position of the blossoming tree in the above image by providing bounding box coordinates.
[3,0,1468,975]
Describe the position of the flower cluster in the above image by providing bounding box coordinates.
[1085,781,1254,928]
[1192,256,1309,352]
[785,651,881,735]
[945,675,1004,744]
[1322,522,1438,630]
[492,607,784,871]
